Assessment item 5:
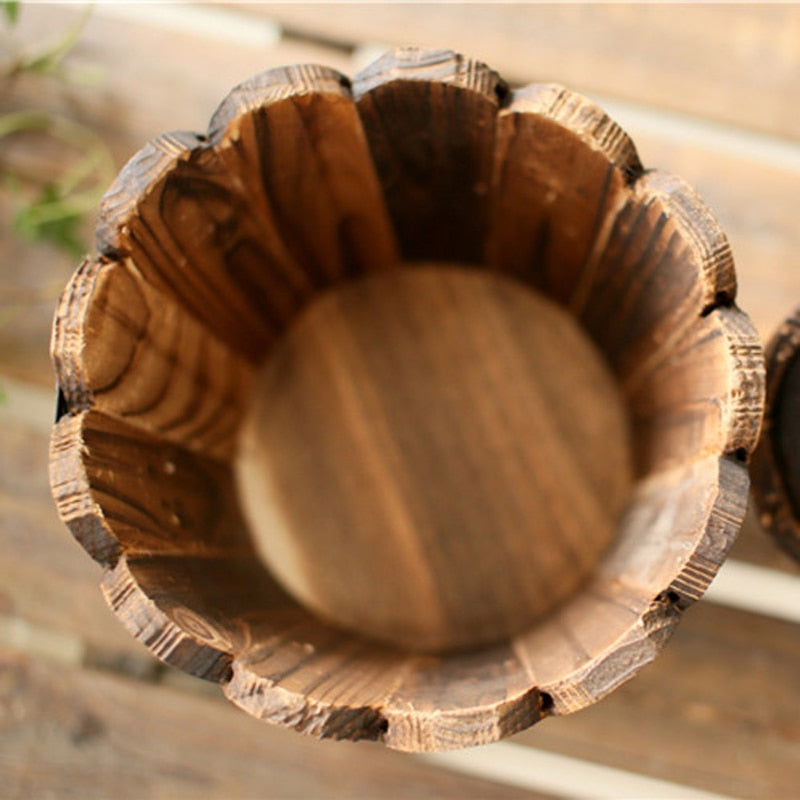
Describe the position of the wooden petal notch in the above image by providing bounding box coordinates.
[49,47,765,752]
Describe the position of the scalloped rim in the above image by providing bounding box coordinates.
[49,46,766,752]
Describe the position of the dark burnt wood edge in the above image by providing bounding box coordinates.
[101,557,234,683]
[751,309,800,561]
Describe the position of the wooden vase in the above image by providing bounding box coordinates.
[49,48,765,752]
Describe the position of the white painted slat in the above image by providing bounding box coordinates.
[705,558,800,624]
[93,1,282,50]
[423,742,740,800]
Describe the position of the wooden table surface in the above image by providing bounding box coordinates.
[1,4,799,798]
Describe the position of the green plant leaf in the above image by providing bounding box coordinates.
[1,4,105,258]
[2,1,20,26]
[13,183,87,257]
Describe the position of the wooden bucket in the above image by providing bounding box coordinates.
[49,48,765,752]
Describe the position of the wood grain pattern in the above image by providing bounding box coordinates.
[579,171,739,384]
[751,309,800,561]
[101,553,304,684]
[601,455,750,608]
[353,48,505,263]
[506,453,750,719]
[638,171,737,309]
[51,257,253,460]
[9,411,799,795]
[487,84,640,304]
[237,264,633,652]
[95,130,205,255]
[209,64,398,287]
[224,605,551,752]
[502,83,643,175]
[97,68,397,362]
[7,5,798,391]
[627,130,800,346]
[96,137,294,361]
[626,307,763,475]
[47,45,765,751]
[50,409,254,566]
[208,63,350,141]
[515,584,678,715]
[98,555,538,750]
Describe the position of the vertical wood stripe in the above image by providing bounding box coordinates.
[505,83,642,176]
[354,49,503,264]
[636,171,737,309]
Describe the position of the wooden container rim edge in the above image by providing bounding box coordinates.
[49,46,765,752]
[752,309,800,562]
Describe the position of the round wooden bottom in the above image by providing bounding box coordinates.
[236,264,633,652]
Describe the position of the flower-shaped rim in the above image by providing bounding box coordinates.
[49,47,764,751]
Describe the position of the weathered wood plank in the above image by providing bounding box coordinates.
[249,2,800,140]
[0,653,547,800]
